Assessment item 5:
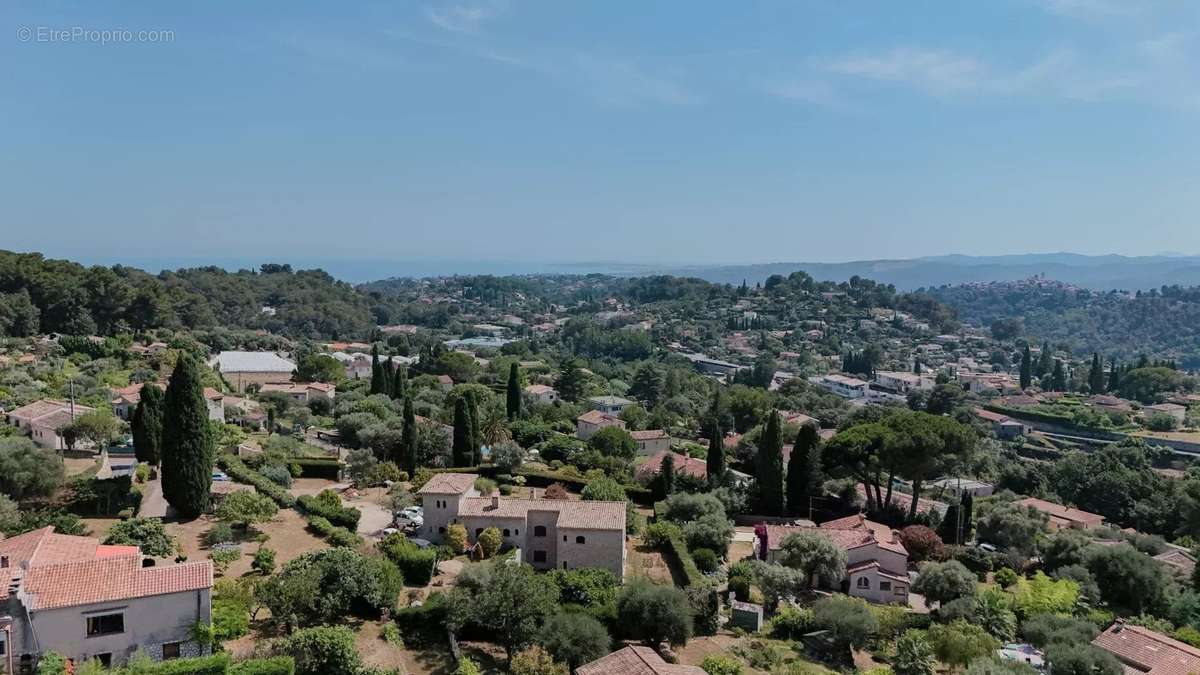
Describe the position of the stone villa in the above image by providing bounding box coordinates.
[417,473,627,580]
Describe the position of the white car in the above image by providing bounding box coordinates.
[401,506,423,519]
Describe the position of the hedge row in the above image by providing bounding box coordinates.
[295,494,361,529]
[657,531,718,635]
[230,657,296,675]
[288,457,342,480]
[217,455,296,508]
[515,467,653,504]
[114,654,294,675]
[305,515,362,547]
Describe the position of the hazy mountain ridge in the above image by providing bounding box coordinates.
[648,253,1200,291]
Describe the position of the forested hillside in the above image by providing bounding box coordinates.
[0,251,372,339]
[921,280,1200,368]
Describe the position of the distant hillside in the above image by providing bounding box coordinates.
[919,279,1200,369]
[651,253,1200,291]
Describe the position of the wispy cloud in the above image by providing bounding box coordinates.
[759,78,847,109]
[425,0,508,34]
[1036,0,1149,19]
[387,27,700,107]
[826,48,989,95]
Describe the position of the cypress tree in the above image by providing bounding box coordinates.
[468,396,482,465]
[1036,342,1053,377]
[131,384,165,465]
[757,411,785,516]
[452,397,473,467]
[1051,359,1067,392]
[1019,345,1032,390]
[391,364,407,400]
[506,362,521,420]
[1108,358,1121,392]
[369,345,383,395]
[161,354,214,519]
[1088,353,1105,394]
[382,358,396,398]
[787,424,822,517]
[660,453,676,498]
[401,394,418,474]
[706,389,725,483]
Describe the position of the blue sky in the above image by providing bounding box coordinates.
[3,0,1200,268]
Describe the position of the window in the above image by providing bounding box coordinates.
[856,577,870,590]
[534,526,546,537]
[563,535,567,542]
[162,642,181,660]
[503,529,510,537]
[86,613,124,637]
[880,581,892,591]
[438,527,446,534]
[562,562,568,570]
[575,536,586,544]
[533,550,546,563]
[476,528,483,536]
[0,555,8,569]
[95,654,112,667]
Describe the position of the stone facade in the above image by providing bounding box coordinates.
[418,474,627,580]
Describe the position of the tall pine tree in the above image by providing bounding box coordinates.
[401,394,418,474]
[506,362,522,420]
[1088,353,1105,394]
[786,424,822,517]
[1108,358,1121,393]
[161,354,215,519]
[452,397,473,467]
[131,384,165,465]
[382,358,396,398]
[756,411,785,516]
[391,364,407,401]
[1019,345,1032,390]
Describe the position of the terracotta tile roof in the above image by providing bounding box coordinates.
[0,527,100,568]
[458,497,626,531]
[1016,497,1104,527]
[577,410,624,426]
[1094,623,1200,675]
[762,516,908,557]
[525,384,555,395]
[847,560,910,584]
[630,429,669,441]
[974,407,1012,423]
[576,646,705,675]
[635,450,706,483]
[24,555,212,610]
[417,472,479,495]
[0,527,212,610]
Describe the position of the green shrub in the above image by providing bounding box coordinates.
[771,606,816,639]
[306,516,333,536]
[252,547,277,574]
[379,532,438,586]
[701,654,744,675]
[210,544,241,575]
[296,494,361,529]
[327,526,362,548]
[230,657,296,675]
[152,653,232,675]
[642,521,683,547]
[692,547,719,574]
[206,523,236,547]
[217,455,297,508]
[381,621,403,646]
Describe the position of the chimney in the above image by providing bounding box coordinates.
[491,496,500,510]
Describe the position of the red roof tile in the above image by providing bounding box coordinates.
[417,472,479,495]
[577,646,705,675]
[1094,623,1200,675]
